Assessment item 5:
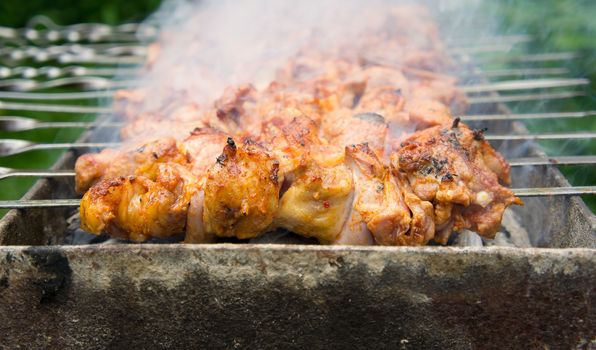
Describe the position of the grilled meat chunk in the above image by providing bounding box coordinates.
[275,158,354,243]
[335,143,411,245]
[80,163,199,242]
[202,138,281,239]
[78,129,229,242]
[75,137,187,194]
[391,121,522,243]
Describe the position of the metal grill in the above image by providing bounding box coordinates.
[0,20,594,245]
[0,17,594,349]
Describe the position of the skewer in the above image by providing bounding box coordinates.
[459,78,589,93]
[0,78,586,100]
[449,43,520,55]
[0,20,156,44]
[461,111,596,122]
[0,140,118,157]
[0,77,133,93]
[468,91,585,104]
[2,111,593,132]
[484,132,596,141]
[0,199,81,209]
[2,65,566,81]
[0,131,593,156]
[0,156,594,180]
[0,117,121,131]
[0,90,116,100]
[0,101,111,114]
[0,65,140,79]
[445,34,533,46]
[2,185,595,209]
[507,155,596,166]
[512,186,596,197]
[459,67,569,79]
[0,167,75,180]
[466,52,580,64]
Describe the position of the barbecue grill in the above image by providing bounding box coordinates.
[0,17,594,349]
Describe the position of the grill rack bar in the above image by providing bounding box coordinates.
[1,156,594,181]
[2,185,595,209]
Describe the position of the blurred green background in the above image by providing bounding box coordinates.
[0,0,594,214]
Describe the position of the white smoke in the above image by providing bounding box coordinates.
[130,0,448,112]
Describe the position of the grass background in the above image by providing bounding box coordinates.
[0,0,594,212]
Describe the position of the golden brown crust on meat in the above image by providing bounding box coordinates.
[203,138,281,239]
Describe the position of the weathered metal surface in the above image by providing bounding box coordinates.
[0,245,594,349]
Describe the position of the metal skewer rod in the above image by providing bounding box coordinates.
[0,199,81,209]
[1,156,594,180]
[0,90,117,100]
[507,155,596,166]
[468,52,580,64]
[0,132,593,156]
[445,34,533,46]
[0,117,121,131]
[484,132,596,141]
[459,78,589,93]
[0,168,75,180]
[459,67,569,78]
[0,101,112,114]
[468,91,585,104]
[461,111,596,122]
[2,185,595,209]
[0,79,586,101]
[512,186,596,197]
[0,140,119,157]
[0,65,140,79]
[2,111,592,132]
[3,65,566,80]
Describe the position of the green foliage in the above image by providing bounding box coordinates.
[480,0,595,210]
[0,0,161,26]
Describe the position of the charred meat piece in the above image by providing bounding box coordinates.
[391,121,522,243]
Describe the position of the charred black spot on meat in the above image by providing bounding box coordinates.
[216,154,227,165]
[227,137,236,149]
[451,117,461,129]
[442,172,454,181]
[270,161,280,185]
[473,127,488,141]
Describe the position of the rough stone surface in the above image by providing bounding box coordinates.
[0,245,594,349]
